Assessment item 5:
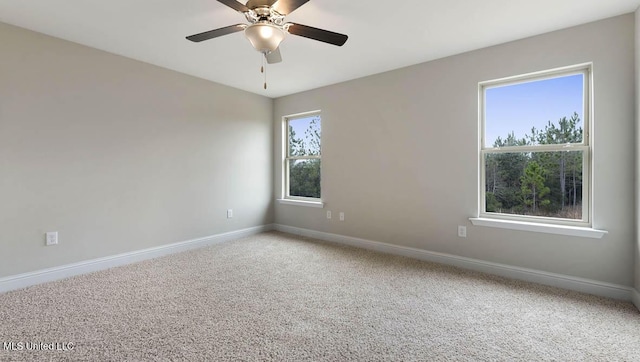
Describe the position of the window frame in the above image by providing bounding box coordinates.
[283,110,322,202]
[478,64,592,227]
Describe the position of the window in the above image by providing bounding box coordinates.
[284,111,321,201]
[479,65,591,226]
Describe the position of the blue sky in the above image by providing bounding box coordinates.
[288,115,320,155]
[484,74,583,147]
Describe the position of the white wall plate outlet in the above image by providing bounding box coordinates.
[458,226,467,238]
[46,231,58,246]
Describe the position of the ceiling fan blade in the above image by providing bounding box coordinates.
[216,0,249,12]
[186,24,246,42]
[265,47,282,64]
[287,23,348,46]
[273,0,310,15]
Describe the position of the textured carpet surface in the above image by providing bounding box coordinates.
[0,231,638,361]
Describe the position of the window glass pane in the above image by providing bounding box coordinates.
[485,74,584,148]
[289,159,321,198]
[288,115,321,156]
[485,151,583,220]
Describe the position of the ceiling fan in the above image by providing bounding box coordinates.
[186,0,349,65]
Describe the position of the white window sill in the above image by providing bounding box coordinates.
[469,218,607,239]
[277,199,324,208]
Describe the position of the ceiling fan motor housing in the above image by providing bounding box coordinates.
[244,22,286,53]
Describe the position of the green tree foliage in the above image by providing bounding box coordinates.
[533,113,583,211]
[485,192,502,213]
[485,112,583,219]
[289,159,321,198]
[305,117,321,156]
[520,161,551,213]
[288,117,321,198]
[288,126,305,156]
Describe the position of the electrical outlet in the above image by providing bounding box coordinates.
[227,209,233,219]
[339,212,345,221]
[458,226,467,238]
[46,231,58,246]
[327,211,332,219]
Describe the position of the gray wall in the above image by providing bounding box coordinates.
[274,15,636,286]
[0,22,274,277]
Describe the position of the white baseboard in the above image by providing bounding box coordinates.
[632,289,640,311]
[4,223,633,304]
[0,224,273,294]
[274,224,633,301]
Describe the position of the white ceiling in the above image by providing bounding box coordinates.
[1,1,639,98]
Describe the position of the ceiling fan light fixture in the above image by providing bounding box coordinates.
[244,23,286,53]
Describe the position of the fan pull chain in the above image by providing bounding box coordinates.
[259,54,268,90]
[260,53,264,74]
[260,53,267,89]
[263,55,267,90]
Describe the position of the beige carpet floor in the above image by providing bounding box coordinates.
[0,231,638,361]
